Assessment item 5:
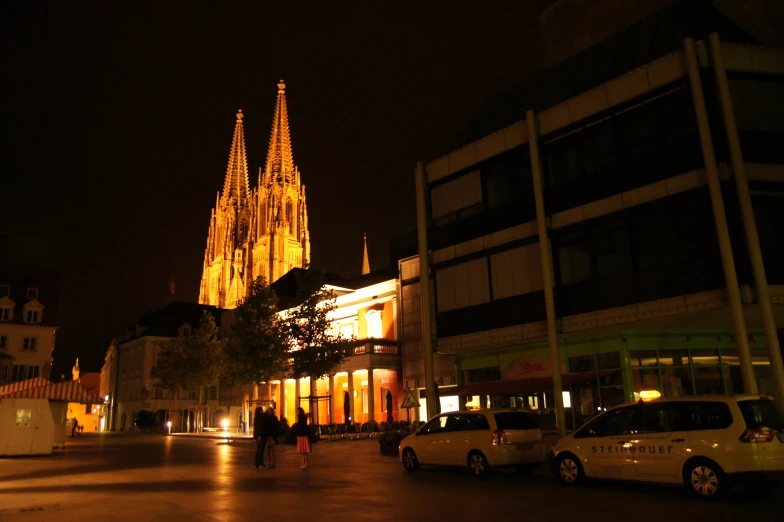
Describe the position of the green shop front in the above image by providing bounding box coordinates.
[450,329,774,433]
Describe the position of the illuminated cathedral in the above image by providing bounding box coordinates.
[199,80,311,308]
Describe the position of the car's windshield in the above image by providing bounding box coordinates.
[738,399,784,430]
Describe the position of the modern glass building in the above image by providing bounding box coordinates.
[400,0,784,431]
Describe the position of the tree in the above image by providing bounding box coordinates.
[152,310,224,432]
[223,276,289,386]
[280,271,353,424]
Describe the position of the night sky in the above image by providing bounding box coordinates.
[2,1,545,376]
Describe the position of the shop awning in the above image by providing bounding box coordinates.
[0,377,52,395]
[0,380,103,404]
[452,370,620,396]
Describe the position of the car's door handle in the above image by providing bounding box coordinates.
[671,438,685,442]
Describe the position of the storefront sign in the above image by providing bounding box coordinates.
[501,356,565,380]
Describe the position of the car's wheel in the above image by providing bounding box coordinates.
[401,447,420,472]
[468,450,490,476]
[684,459,726,499]
[554,454,584,485]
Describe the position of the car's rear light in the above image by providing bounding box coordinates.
[739,428,774,443]
[492,429,508,445]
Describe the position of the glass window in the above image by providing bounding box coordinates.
[569,355,595,373]
[494,412,537,431]
[600,406,636,436]
[738,399,784,430]
[558,246,591,285]
[594,223,632,279]
[633,369,661,394]
[16,409,32,427]
[690,349,720,366]
[630,350,657,367]
[637,404,668,433]
[684,402,733,431]
[418,415,449,435]
[596,352,621,370]
[449,414,491,432]
[693,366,724,395]
[658,349,689,366]
[661,366,693,396]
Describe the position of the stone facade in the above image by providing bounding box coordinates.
[199,80,311,309]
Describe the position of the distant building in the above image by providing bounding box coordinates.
[199,80,311,309]
[100,302,225,432]
[405,0,784,428]
[67,360,101,432]
[0,276,57,385]
[222,263,403,432]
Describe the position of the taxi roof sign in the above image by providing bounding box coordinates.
[400,390,420,408]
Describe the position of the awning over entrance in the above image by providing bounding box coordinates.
[452,370,620,396]
[0,379,103,404]
[0,377,51,395]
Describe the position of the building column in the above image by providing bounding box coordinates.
[684,37,757,395]
[415,161,437,421]
[278,381,287,422]
[267,383,273,404]
[367,369,376,423]
[310,377,319,425]
[295,378,302,415]
[328,374,336,424]
[619,338,635,403]
[709,33,784,412]
[526,109,566,438]
[347,371,355,423]
[242,393,250,435]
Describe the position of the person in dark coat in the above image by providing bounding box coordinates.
[265,407,280,469]
[253,407,266,468]
[294,407,311,469]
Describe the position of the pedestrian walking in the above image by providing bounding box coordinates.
[253,406,266,468]
[266,407,280,469]
[294,407,311,469]
[71,418,79,437]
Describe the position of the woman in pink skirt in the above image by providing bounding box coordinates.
[295,407,311,469]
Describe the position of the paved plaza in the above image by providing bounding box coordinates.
[0,433,781,522]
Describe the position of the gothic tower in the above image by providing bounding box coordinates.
[199,80,310,308]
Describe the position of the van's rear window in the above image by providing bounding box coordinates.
[494,412,538,430]
[738,399,784,430]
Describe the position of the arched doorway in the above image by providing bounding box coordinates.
[212,409,227,428]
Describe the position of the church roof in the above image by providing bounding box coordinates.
[221,110,250,205]
[447,0,756,153]
[263,80,296,185]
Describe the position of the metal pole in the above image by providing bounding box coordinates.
[709,33,784,409]
[415,161,438,420]
[526,110,566,438]
[683,38,757,394]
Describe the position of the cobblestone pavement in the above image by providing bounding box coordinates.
[0,433,781,522]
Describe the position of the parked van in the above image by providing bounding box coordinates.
[551,395,784,498]
[400,409,546,476]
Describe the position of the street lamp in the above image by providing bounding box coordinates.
[166,421,172,434]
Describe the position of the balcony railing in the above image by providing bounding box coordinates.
[352,341,399,356]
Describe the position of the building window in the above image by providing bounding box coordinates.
[26,288,38,300]
[11,365,38,382]
[430,170,483,222]
[0,285,9,298]
[0,307,10,321]
[364,310,383,339]
[26,310,40,323]
[27,366,40,379]
[0,365,8,382]
[490,243,545,300]
[435,258,491,312]
[23,337,37,351]
[0,335,6,350]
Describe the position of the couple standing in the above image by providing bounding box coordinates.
[254,406,279,468]
[254,406,312,469]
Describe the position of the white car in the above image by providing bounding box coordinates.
[551,395,784,498]
[399,409,546,476]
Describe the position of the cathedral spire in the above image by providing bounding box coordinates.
[221,109,250,206]
[263,80,295,184]
[362,233,370,275]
